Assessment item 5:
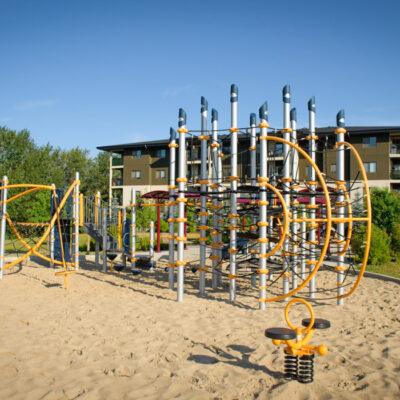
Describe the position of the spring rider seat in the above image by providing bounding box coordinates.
[265,298,330,383]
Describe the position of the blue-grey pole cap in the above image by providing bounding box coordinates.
[169,127,177,142]
[211,108,218,123]
[308,96,316,112]
[230,84,238,102]
[283,85,291,103]
[259,102,268,121]
[290,107,297,122]
[201,96,208,113]
[250,113,256,126]
[337,109,345,127]
[178,108,186,127]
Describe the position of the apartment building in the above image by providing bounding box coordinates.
[97,126,400,206]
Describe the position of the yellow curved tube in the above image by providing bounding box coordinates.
[4,181,78,270]
[263,136,332,303]
[336,142,372,299]
[260,182,289,259]
[5,215,75,268]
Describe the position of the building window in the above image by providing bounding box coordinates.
[362,136,377,148]
[330,164,337,173]
[275,143,283,156]
[156,149,166,158]
[132,149,142,158]
[156,170,166,179]
[131,170,141,179]
[363,162,377,173]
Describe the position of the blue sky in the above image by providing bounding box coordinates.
[1,0,399,154]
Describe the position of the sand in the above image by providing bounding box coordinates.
[0,253,399,400]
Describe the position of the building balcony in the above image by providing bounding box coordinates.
[390,170,400,180]
[112,157,124,167]
[390,144,400,156]
[112,178,123,187]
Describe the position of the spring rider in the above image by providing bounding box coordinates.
[265,298,330,383]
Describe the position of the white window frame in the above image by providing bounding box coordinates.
[362,136,377,148]
[131,170,141,179]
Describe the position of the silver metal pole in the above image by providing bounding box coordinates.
[199,96,208,296]
[95,191,101,265]
[290,108,299,289]
[50,184,56,268]
[249,113,257,288]
[0,176,8,279]
[108,155,113,217]
[336,110,346,305]
[308,97,317,299]
[130,188,136,270]
[177,108,187,302]
[102,207,108,272]
[229,84,238,302]
[168,128,177,289]
[300,205,307,280]
[149,220,154,272]
[73,172,80,270]
[258,103,269,310]
[282,86,291,299]
[211,109,221,289]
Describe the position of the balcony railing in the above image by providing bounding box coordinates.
[390,170,400,180]
[390,144,400,154]
[112,178,123,186]
[112,157,123,166]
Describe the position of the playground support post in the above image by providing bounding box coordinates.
[149,220,155,271]
[282,85,291,299]
[168,128,177,289]
[229,84,238,302]
[177,108,187,302]
[336,110,346,305]
[211,108,220,289]
[308,97,317,299]
[50,184,56,268]
[290,108,299,290]
[73,172,80,270]
[199,96,208,296]
[102,207,107,272]
[108,155,112,217]
[95,191,101,265]
[250,113,257,236]
[300,205,307,280]
[258,103,269,310]
[122,207,127,254]
[131,188,136,270]
[0,176,8,279]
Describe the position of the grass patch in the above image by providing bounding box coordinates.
[365,262,400,279]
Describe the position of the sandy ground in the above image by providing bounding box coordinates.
[0,252,399,400]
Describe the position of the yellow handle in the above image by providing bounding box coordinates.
[284,298,315,334]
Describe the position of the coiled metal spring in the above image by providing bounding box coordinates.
[297,354,314,384]
[284,354,298,380]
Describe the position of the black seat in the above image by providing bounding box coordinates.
[114,265,124,272]
[302,318,331,329]
[265,327,296,340]
[106,253,118,261]
[130,269,142,275]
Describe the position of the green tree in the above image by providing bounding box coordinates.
[370,188,400,235]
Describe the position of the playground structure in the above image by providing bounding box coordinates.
[0,84,372,310]
[162,84,372,306]
[0,173,81,286]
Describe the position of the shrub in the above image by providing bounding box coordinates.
[352,224,391,266]
[390,222,400,256]
[370,189,400,235]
